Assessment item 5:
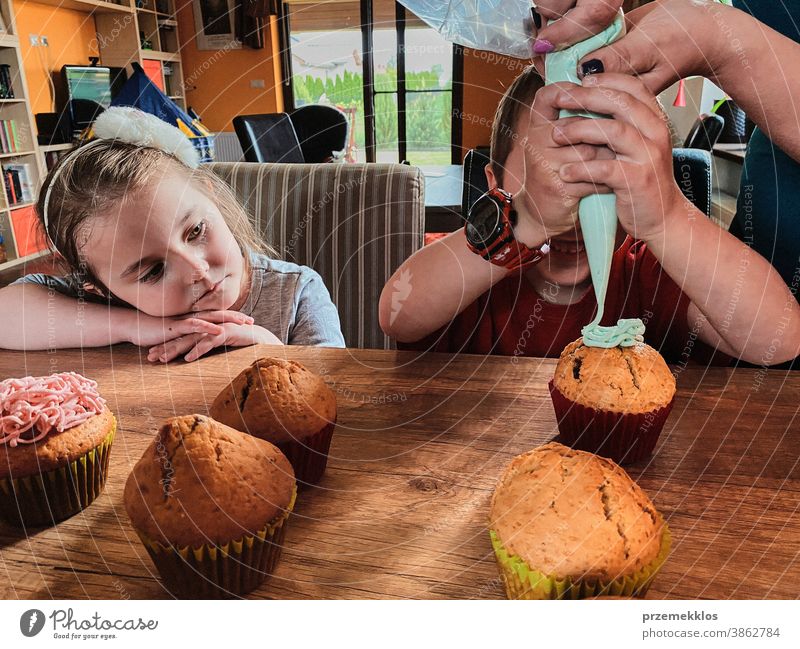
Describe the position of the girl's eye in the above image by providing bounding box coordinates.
[139,262,164,284]
[188,220,207,241]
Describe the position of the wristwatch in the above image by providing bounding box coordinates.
[464,187,550,272]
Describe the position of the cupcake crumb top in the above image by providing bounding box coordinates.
[489,442,666,581]
[553,338,676,414]
[124,414,295,548]
[210,357,336,444]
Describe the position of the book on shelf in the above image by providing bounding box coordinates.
[2,163,33,206]
[0,64,14,99]
[4,163,34,202]
[10,205,46,258]
[0,120,21,153]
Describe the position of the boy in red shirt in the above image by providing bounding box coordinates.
[380,67,800,365]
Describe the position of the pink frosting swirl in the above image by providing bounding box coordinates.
[0,372,107,448]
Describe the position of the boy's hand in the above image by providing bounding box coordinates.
[550,73,684,242]
[124,310,254,347]
[147,323,282,363]
[511,81,614,246]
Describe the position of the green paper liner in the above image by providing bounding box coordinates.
[275,419,336,487]
[549,380,674,465]
[489,520,672,600]
[0,421,116,528]
[137,486,297,599]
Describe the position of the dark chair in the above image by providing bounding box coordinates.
[232,113,305,164]
[461,147,713,219]
[290,104,349,163]
[684,113,725,151]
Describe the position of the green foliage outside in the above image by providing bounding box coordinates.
[293,67,451,159]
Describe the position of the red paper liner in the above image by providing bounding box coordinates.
[549,381,674,464]
[275,419,336,487]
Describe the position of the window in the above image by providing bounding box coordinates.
[283,0,462,164]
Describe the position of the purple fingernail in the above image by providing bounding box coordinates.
[533,39,555,54]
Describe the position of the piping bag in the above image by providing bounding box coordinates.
[396,1,644,347]
[544,10,644,348]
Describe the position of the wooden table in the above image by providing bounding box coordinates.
[1,345,799,599]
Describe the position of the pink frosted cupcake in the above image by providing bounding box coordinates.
[550,338,676,464]
[0,372,116,527]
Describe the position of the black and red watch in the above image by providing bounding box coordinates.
[464,187,550,272]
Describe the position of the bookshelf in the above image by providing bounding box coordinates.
[142,0,186,107]
[0,0,47,272]
[0,0,189,274]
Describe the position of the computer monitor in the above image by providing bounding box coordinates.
[62,65,112,131]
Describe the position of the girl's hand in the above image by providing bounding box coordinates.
[533,0,624,52]
[124,310,254,347]
[147,323,282,363]
[579,0,723,95]
[511,82,614,245]
[550,73,685,243]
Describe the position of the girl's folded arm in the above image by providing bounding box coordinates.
[379,229,517,343]
[0,283,134,350]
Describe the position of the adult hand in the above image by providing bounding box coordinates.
[550,73,685,243]
[123,310,254,347]
[533,1,624,51]
[511,82,614,246]
[577,0,721,95]
[147,323,282,363]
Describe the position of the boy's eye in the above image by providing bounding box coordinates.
[139,262,164,284]
[188,220,207,241]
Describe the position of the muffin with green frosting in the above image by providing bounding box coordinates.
[549,336,676,464]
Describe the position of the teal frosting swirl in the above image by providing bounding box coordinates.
[582,318,645,348]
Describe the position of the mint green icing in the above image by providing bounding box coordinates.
[582,318,645,348]
[544,12,642,348]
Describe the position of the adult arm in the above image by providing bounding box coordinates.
[552,73,800,363]
[586,0,800,161]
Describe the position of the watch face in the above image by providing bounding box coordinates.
[466,194,502,248]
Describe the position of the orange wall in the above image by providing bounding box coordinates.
[15,0,523,148]
[15,2,99,117]
[460,47,528,155]
[175,0,283,132]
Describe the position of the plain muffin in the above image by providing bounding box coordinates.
[210,358,337,485]
[210,358,336,445]
[489,443,669,588]
[124,414,295,548]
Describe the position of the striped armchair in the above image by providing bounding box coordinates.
[208,162,425,349]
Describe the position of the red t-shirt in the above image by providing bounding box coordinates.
[399,236,727,365]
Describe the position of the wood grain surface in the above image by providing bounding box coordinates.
[1,344,798,599]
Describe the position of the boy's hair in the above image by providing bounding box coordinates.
[36,139,271,296]
[490,65,545,187]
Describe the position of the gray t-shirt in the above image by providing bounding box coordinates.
[13,253,345,348]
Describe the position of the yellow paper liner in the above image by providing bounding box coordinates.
[0,420,116,528]
[489,520,672,600]
[137,485,297,599]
